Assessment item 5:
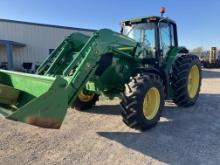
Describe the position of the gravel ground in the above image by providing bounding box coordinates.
[0,68,220,165]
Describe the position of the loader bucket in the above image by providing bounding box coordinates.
[0,69,68,129]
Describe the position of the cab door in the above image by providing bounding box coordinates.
[159,22,176,57]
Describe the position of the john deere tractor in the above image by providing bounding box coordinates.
[0,10,201,131]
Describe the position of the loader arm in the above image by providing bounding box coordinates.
[0,29,137,128]
[37,29,137,104]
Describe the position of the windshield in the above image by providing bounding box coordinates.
[123,23,156,44]
[122,23,156,58]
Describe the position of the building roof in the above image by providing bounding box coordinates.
[0,39,25,47]
[0,18,96,32]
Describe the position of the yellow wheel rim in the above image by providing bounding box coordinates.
[143,87,160,120]
[78,91,95,102]
[187,65,200,98]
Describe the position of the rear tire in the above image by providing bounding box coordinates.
[171,54,201,107]
[72,91,99,111]
[120,73,164,131]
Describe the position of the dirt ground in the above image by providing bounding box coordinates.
[0,68,220,165]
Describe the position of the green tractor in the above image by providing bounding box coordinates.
[0,9,201,131]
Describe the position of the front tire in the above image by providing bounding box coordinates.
[171,54,202,107]
[72,91,99,111]
[120,73,164,131]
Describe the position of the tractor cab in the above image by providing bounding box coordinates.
[121,13,178,66]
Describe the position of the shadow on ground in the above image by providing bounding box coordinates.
[202,69,220,78]
[85,105,121,115]
[96,93,220,164]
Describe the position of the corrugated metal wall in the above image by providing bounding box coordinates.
[0,20,94,69]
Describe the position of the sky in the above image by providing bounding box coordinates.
[0,0,219,50]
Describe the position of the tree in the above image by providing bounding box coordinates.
[190,47,204,56]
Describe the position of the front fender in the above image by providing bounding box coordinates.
[136,67,169,98]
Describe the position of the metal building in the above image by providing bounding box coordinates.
[0,19,95,71]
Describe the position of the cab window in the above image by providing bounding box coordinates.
[159,23,175,56]
[123,23,156,58]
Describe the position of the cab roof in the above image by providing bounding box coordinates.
[122,16,176,25]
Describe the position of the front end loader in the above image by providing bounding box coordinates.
[0,9,202,131]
